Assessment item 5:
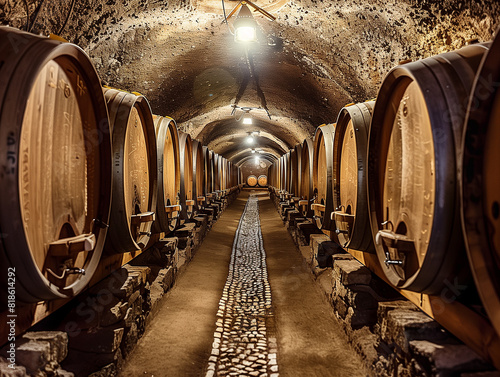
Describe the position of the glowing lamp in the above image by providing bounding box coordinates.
[234,4,257,43]
[242,115,253,125]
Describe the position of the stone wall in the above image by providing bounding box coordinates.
[0,190,239,377]
[271,192,499,377]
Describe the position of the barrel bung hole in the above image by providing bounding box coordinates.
[395,221,407,235]
[493,201,499,220]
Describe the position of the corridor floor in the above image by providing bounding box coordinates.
[119,190,369,377]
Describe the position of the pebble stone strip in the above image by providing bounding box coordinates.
[206,196,279,377]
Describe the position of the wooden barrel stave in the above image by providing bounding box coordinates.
[0,27,112,302]
[153,115,180,234]
[368,44,489,294]
[462,35,500,338]
[104,88,157,253]
[333,101,375,252]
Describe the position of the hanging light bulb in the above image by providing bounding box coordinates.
[242,114,253,125]
[233,3,257,43]
[251,149,256,153]
[246,135,254,144]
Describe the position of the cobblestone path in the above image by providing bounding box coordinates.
[205,196,279,377]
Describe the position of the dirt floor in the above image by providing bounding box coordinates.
[118,190,369,377]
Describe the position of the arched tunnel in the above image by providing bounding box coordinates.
[1,0,500,376]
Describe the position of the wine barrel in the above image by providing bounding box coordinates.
[178,131,195,221]
[213,153,221,194]
[368,43,489,294]
[299,138,314,217]
[312,123,337,239]
[462,35,500,337]
[247,175,258,187]
[192,140,205,210]
[332,101,375,251]
[104,88,157,253]
[152,115,180,234]
[0,27,112,302]
[203,147,214,203]
[258,175,268,187]
[290,144,302,196]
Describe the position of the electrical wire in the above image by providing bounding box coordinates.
[221,0,234,35]
[22,0,30,31]
[28,0,48,32]
[57,0,77,36]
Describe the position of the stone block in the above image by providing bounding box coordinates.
[350,327,379,367]
[380,309,447,354]
[54,368,75,376]
[410,340,494,375]
[317,242,345,268]
[344,286,379,311]
[309,234,331,255]
[334,296,349,319]
[61,349,122,377]
[297,222,323,245]
[345,306,378,328]
[316,270,334,298]
[69,327,124,353]
[120,323,138,358]
[16,341,50,374]
[332,259,372,286]
[87,363,116,377]
[0,356,27,376]
[22,332,68,364]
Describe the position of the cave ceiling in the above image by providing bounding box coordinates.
[1,0,499,167]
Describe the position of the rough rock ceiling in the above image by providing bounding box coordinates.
[2,0,499,167]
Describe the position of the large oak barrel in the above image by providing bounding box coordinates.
[213,153,221,193]
[332,101,375,251]
[312,123,337,238]
[258,175,268,187]
[178,131,195,221]
[192,140,205,210]
[203,147,214,202]
[104,88,157,253]
[0,27,112,302]
[462,35,500,337]
[152,115,180,234]
[290,144,302,196]
[299,138,314,217]
[368,43,489,294]
[247,175,258,187]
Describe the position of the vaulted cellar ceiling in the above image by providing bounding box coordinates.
[1,0,499,168]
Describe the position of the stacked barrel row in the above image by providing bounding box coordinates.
[0,27,242,304]
[268,36,500,340]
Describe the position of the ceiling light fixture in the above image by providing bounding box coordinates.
[251,149,256,153]
[222,0,276,44]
